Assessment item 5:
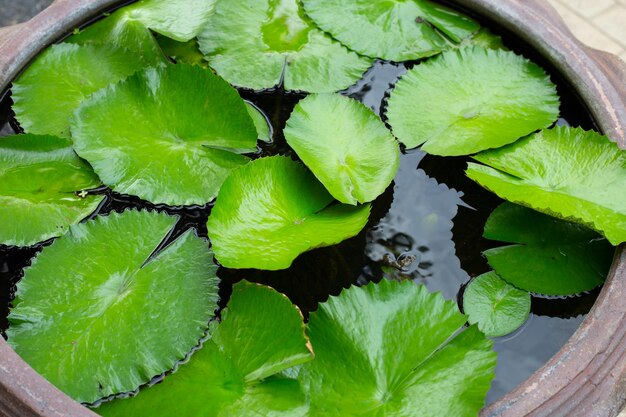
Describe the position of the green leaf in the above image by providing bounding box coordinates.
[462,271,531,337]
[197,0,372,92]
[12,43,149,138]
[467,127,626,245]
[68,0,216,61]
[206,156,371,270]
[71,63,257,206]
[0,134,103,246]
[301,0,480,62]
[284,94,399,204]
[246,102,272,143]
[155,34,208,67]
[96,281,313,417]
[461,28,507,51]
[7,210,219,403]
[482,202,612,295]
[386,47,560,156]
[300,280,497,416]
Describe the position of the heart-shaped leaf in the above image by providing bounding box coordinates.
[0,134,103,247]
[386,47,559,156]
[206,156,371,270]
[197,0,372,92]
[463,271,531,337]
[301,0,480,62]
[12,43,148,138]
[467,127,626,245]
[482,202,612,295]
[96,281,313,417]
[7,210,219,403]
[300,280,497,416]
[71,63,257,206]
[284,94,400,204]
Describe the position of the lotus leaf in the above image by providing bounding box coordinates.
[7,210,219,403]
[386,47,560,155]
[0,134,103,246]
[197,0,372,92]
[96,281,313,417]
[71,63,257,206]
[206,156,371,270]
[467,127,626,245]
[284,94,400,204]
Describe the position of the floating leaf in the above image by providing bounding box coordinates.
[301,0,479,61]
[206,156,371,270]
[197,0,372,92]
[69,0,216,61]
[155,34,208,67]
[467,127,626,245]
[482,202,612,295]
[71,63,257,206]
[12,43,148,138]
[386,47,559,156]
[300,280,496,416]
[461,28,507,51]
[463,271,531,337]
[7,210,219,403]
[0,134,103,247]
[97,281,313,417]
[284,94,399,204]
[246,102,272,143]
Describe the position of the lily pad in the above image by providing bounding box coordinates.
[301,0,480,62]
[246,102,272,143]
[463,271,531,337]
[12,43,148,138]
[69,0,216,62]
[71,63,257,206]
[96,281,313,417]
[467,127,626,245]
[156,34,208,67]
[482,202,612,295]
[7,210,219,403]
[385,47,560,156]
[206,156,371,270]
[300,280,497,416]
[197,0,372,92]
[284,94,400,204]
[0,134,103,247]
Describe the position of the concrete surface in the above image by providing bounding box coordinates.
[0,0,54,27]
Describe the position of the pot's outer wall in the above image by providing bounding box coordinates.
[0,1,625,417]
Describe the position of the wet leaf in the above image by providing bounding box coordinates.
[197,0,372,92]
[482,202,612,295]
[386,47,559,155]
[206,156,371,270]
[246,102,272,143]
[12,43,148,138]
[96,282,312,417]
[300,280,497,416]
[155,34,208,67]
[467,127,626,245]
[0,134,103,246]
[463,271,531,337]
[301,0,480,61]
[7,210,219,403]
[284,94,400,204]
[71,63,257,206]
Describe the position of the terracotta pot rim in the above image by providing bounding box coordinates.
[0,1,625,416]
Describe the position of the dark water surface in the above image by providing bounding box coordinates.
[0,5,602,407]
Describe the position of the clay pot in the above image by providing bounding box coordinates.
[0,1,625,416]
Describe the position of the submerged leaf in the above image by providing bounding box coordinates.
[197,0,372,92]
[155,34,208,67]
[206,156,371,270]
[71,63,257,206]
[7,210,219,403]
[386,47,559,156]
[0,134,103,246]
[300,280,496,416]
[463,271,531,337]
[97,282,313,417]
[467,127,626,245]
[284,94,400,204]
[482,202,612,295]
[12,43,148,138]
[301,0,480,61]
